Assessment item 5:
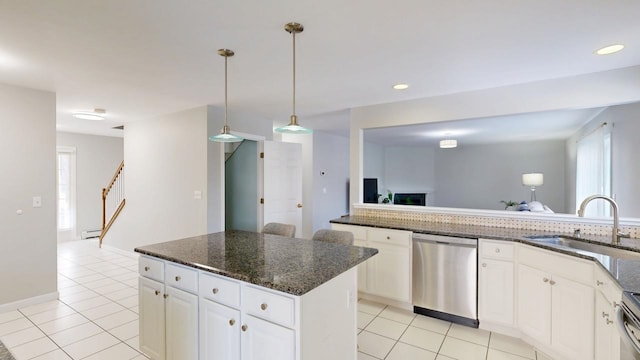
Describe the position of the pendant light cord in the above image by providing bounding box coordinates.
[224,53,228,127]
[292,30,296,117]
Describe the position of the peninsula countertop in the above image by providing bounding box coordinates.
[331,215,640,292]
[134,230,378,296]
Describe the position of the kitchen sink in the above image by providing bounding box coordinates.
[525,236,640,261]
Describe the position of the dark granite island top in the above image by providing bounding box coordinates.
[134,230,378,296]
[331,215,640,293]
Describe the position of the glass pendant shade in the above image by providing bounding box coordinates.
[274,22,313,135]
[210,49,243,143]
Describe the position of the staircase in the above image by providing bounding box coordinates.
[100,161,125,247]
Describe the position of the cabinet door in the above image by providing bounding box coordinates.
[200,299,240,360]
[368,243,411,302]
[595,290,619,360]
[479,258,513,325]
[165,286,199,360]
[139,277,166,360]
[241,315,295,360]
[517,264,551,345]
[551,274,594,360]
[353,239,368,292]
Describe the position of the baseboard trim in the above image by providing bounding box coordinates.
[0,291,59,313]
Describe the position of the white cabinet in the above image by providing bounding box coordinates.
[594,267,622,360]
[199,273,297,360]
[517,245,595,360]
[478,239,514,327]
[138,257,199,360]
[331,224,411,304]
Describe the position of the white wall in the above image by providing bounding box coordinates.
[609,102,640,217]
[312,131,350,233]
[56,132,124,239]
[0,83,57,306]
[384,146,435,196]
[433,141,566,211]
[105,106,208,251]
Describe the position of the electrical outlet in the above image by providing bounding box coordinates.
[193,190,202,200]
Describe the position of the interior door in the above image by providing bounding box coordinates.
[262,141,302,237]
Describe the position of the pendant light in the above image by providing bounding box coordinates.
[209,49,243,143]
[274,22,313,134]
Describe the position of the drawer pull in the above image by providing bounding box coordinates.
[241,325,248,332]
[606,319,613,325]
[603,312,610,318]
[543,278,549,283]
[495,248,501,253]
[212,288,219,294]
[549,280,556,285]
[596,280,604,286]
[144,266,150,272]
[175,276,181,282]
[229,319,235,326]
[154,290,160,296]
[260,303,268,311]
[386,236,390,240]
[163,293,169,299]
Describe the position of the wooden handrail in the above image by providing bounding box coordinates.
[100,161,125,248]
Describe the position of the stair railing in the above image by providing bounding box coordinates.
[100,160,125,247]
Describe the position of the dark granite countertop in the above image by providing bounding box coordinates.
[331,216,640,292]
[134,230,378,296]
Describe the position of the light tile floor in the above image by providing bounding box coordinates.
[357,299,554,360]
[0,240,554,360]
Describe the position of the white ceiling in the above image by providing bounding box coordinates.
[1,1,639,138]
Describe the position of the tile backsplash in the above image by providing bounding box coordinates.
[353,206,640,240]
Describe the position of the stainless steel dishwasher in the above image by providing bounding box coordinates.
[412,233,479,327]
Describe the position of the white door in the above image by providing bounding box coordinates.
[478,258,514,325]
[139,277,166,360]
[551,275,595,360]
[200,299,240,360]
[165,286,199,360]
[241,315,295,360]
[517,264,551,345]
[262,141,302,237]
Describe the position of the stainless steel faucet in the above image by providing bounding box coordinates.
[577,195,630,245]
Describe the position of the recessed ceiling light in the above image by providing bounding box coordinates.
[439,139,457,149]
[72,108,106,121]
[595,44,625,55]
[393,83,409,90]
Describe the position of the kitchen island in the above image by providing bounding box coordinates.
[134,230,377,360]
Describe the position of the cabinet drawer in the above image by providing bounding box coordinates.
[367,228,411,247]
[242,286,295,328]
[331,224,367,240]
[480,239,514,260]
[139,256,164,282]
[166,263,198,293]
[199,272,241,309]
[519,244,593,285]
[594,266,622,304]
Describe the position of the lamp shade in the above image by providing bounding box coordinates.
[439,139,457,148]
[522,173,544,186]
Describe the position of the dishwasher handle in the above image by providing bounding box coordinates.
[412,233,477,247]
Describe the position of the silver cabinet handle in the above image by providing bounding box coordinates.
[606,319,613,325]
[163,293,169,299]
[154,290,160,296]
[175,276,181,282]
[144,266,150,272]
[241,325,248,332]
[549,280,556,285]
[597,280,604,286]
[212,288,219,294]
[603,312,610,318]
[260,303,268,311]
[386,236,390,240]
[543,278,549,283]
[229,319,235,326]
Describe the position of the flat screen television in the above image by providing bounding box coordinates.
[363,178,378,203]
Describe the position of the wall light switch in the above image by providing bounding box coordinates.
[193,190,202,200]
[32,196,42,208]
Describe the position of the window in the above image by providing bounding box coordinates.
[575,124,611,217]
[57,146,76,237]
